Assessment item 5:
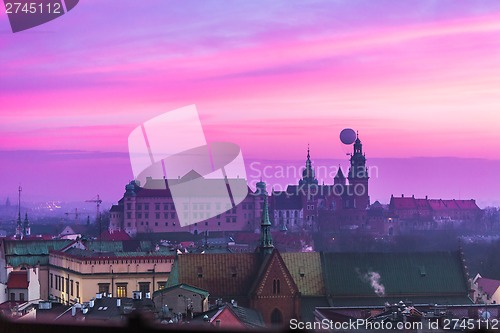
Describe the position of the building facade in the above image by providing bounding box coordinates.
[109,177,267,236]
[48,240,174,304]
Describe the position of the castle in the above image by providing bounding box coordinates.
[109,134,481,237]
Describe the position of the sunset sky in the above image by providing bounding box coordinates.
[1,0,500,206]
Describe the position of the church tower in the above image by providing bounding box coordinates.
[334,166,346,186]
[347,133,370,209]
[23,212,31,237]
[257,181,274,256]
[299,145,318,187]
[15,186,23,240]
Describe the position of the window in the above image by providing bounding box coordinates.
[144,204,149,210]
[10,293,15,302]
[126,203,131,210]
[232,217,236,223]
[155,222,158,226]
[139,282,150,295]
[145,213,149,219]
[197,266,203,278]
[20,293,24,302]
[156,213,160,219]
[70,280,74,296]
[98,283,110,294]
[157,281,166,290]
[171,212,175,219]
[155,203,160,210]
[273,279,281,294]
[165,222,168,226]
[76,282,80,298]
[137,212,142,218]
[226,217,230,223]
[163,204,168,210]
[137,204,142,210]
[127,212,131,219]
[116,283,127,298]
[164,213,168,219]
[50,273,53,288]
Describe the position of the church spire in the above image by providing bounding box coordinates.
[258,182,274,255]
[15,186,23,240]
[300,145,318,186]
[23,212,30,237]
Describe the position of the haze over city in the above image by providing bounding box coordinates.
[2,0,500,206]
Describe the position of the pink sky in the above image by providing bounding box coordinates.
[1,0,500,204]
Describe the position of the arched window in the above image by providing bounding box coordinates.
[273,279,281,294]
[271,308,283,324]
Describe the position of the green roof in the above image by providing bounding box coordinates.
[86,241,123,252]
[4,240,72,255]
[301,296,331,322]
[322,252,469,299]
[165,259,179,287]
[153,283,209,299]
[7,255,48,267]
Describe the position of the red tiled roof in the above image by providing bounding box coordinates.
[177,253,260,301]
[99,230,131,241]
[392,196,480,211]
[7,271,29,289]
[414,199,431,209]
[390,197,417,209]
[476,277,500,297]
[428,199,452,210]
[454,199,480,210]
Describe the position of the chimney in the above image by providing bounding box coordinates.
[96,293,102,299]
[89,299,95,308]
[425,195,428,200]
[216,319,221,328]
[117,299,121,307]
[401,194,404,198]
[71,306,77,317]
[82,307,88,315]
[145,292,151,299]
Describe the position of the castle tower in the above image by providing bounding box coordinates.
[347,133,370,209]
